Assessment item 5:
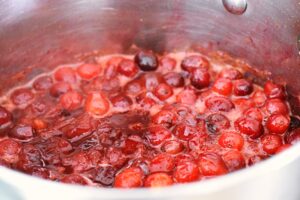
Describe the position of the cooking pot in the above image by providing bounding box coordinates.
[0,0,300,199]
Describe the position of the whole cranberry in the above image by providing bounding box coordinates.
[243,108,263,122]
[261,134,283,154]
[173,123,197,141]
[60,91,83,111]
[206,113,230,134]
[161,140,184,154]
[233,79,253,96]
[218,131,244,150]
[77,63,100,79]
[190,68,210,89]
[173,160,199,183]
[110,94,132,110]
[11,88,34,106]
[50,82,72,97]
[163,72,185,87]
[118,59,139,77]
[285,128,300,144]
[149,153,175,173]
[213,78,232,96]
[0,138,21,164]
[219,69,242,80]
[0,106,12,126]
[134,51,158,71]
[198,153,228,176]
[266,114,290,134]
[252,91,267,107]
[205,96,234,112]
[222,150,245,171]
[144,172,173,187]
[264,81,286,99]
[33,76,53,91]
[147,125,172,145]
[176,88,197,105]
[61,174,88,185]
[9,124,35,140]
[153,83,173,101]
[235,117,263,138]
[94,166,116,186]
[152,110,178,128]
[159,57,176,71]
[181,55,210,72]
[265,99,289,115]
[54,67,76,83]
[85,92,110,116]
[114,167,144,188]
[142,72,164,91]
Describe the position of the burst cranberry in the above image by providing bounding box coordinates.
[107,148,128,168]
[233,98,255,110]
[110,94,132,109]
[218,131,244,150]
[77,63,100,79]
[190,68,210,89]
[0,106,12,126]
[63,152,92,172]
[173,160,199,183]
[163,72,185,87]
[252,90,267,107]
[11,88,34,106]
[85,92,110,115]
[60,91,83,111]
[124,79,145,95]
[9,124,34,140]
[54,67,76,83]
[222,150,245,171]
[134,51,158,71]
[243,108,263,122]
[161,140,184,154]
[32,118,47,130]
[198,153,228,176]
[94,166,116,185]
[50,82,72,97]
[235,117,263,138]
[266,114,289,134]
[159,57,176,71]
[147,125,172,145]
[265,99,288,115]
[176,88,197,105]
[153,83,173,101]
[205,96,234,112]
[213,78,232,96]
[233,79,253,96]
[219,69,242,80]
[261,134,283,154]
[17,144,43,172]
[206,113,230,133]
[173,123,197,141]
[61,174,88,185]
[181,55,210,72]
[149,153,174,173]
[152,110,177,128]
[136,92,156,108]
[123,138,140,154]
[114,167,144,188]
[33,76,53,91]
[276,144,291,154]
[117,59,138,77]
[0,139,21,164]
[264,81,285,99]
[285,128,300,144]
[144,173,173,187]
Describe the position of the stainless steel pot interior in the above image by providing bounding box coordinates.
[0,0,300,200]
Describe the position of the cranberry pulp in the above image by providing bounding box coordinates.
[0,52,296,188]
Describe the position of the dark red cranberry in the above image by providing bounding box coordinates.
[60,91,83,111]
[94,166,116,186]
[266,114,290,134]
[198,153,228,176]
[276,144,291,154]
[181,55,210,72]
[9,124,34,140]
[173,123,197,141]
[265,99,289,115]
[147,125,172,145]
[289,116,300,131]
[233,79,253,96]
[264,81,286,99]
[176,88,197,105]
[77,63,100,79]
[190,68,210,89]
[153,83,173,101]
[159,57,176,71]
[218,131,244,150]
[261,134,283,154]
[85,92,110,115]
[173,160,199,183]
[205,96,234,112]
[0,138,21,164]
[118,59,139,77]
[243,108,263,122]
[252,91,267,107]
[206,113,230,134]
[114,167,144,188]
[163,72,185,87]
[144,172,173,187]
[235,117,263,138]
[61,174,88,185]
[213,78,232,96]
[222,150,245,171]
[110,94,132,109]
[33,76,53,91]
[285,128,300,144]
[50,82,72,97]
[161,140,184,154]
[0,106,12,126]
[219,69,242,80]
[149,153,175,173]
[152,110,178,128]
[11,88,34,106]
[134,51,158,71]
[54,67,76,83]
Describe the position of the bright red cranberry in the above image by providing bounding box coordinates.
[77,63,100,79]
[61,174,88,185]
[54,67,76,83]
[0,106,12,126]
[219,69,242,80]
[161,140,184,154]
[266,114,289,134]
[118,59,139,77]
[110,94,132,109]
[153,83,173,101]
[152,110,178,128]
[134,51,158,71]
[233,79,253,96]
[124,78,145,95]
[222,150,245,171]
[235,117,263,138]
[60,91,83,111]
[213,78,232,96]
[261,134,283,154]
[94,166,116,186]
[163,72,185,87]
[205,96,234,112]
[50,82,72,97]
[147,125,172,145]
[173,123,197,141]
[159,57,176,71]
[176,88,197,105]
[265,99,289,115]
[173,160,199,183]
[123,137,140,154]
[144,172,173,187]
[149,153,175,173]
[198,153,228,176]
[264,81,286,99]
[85,92,110,115]
[114,167,144,188]
[33,76,53,91]
[206,113,230,133]
[11,88,34,106]
[190,68,210,89]
[181,55,210,72]
[243,108,263,122]
[285,128,300,144]
[276,144,291,154]
[0,139,21,164]
[9,124,34,140]
[218,131,244,150]
[252,90,267,107]
[247,155,266,166]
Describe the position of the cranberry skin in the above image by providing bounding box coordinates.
[181,55,210,72]
[153,83,173,101]
[243,108,263,122]
[134,51,158,71]
[152,110,178,128]
[85,92,110,115]
[0,106,12,126]
[17,144,43,172]
[176,88,197,105]
[235,117,263,138]
[190,68,210,89]
[149,153,175,173]
[173,123,197,141]
[61,174,88,185]
[266,114,289,134]
[77,63,100,79]
[106,148,127,168]
[117,59,139,77]
[276,144,291,154]
[205,96,234,112]
[222,150,245,171]
[144,173,173,187]
[213,78,233,96]
[159,57,176,71]
[50,82,72,97]
[206,113,230,134]
[60,91,83,111]
[265,99,289,115]
[9,124,34,140]
[11,88,34,106]
[285,128,300,144]
[161,140,184,154]
[110,94,132,109]
[54,67,76,83]
[0,139,21,164]
[198,153,228,176]
[163,72,185,87]
[147,125,172,145]
[264,81,286,99]
[218,131,244,150]
[219,69,242,80]
[114,167,144,188]
[94,166,116,185]
[33,76,53,91]
[233,79,253,96]
[261,134,283,154]
[252,91,267,107]
[173,160,200,183]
